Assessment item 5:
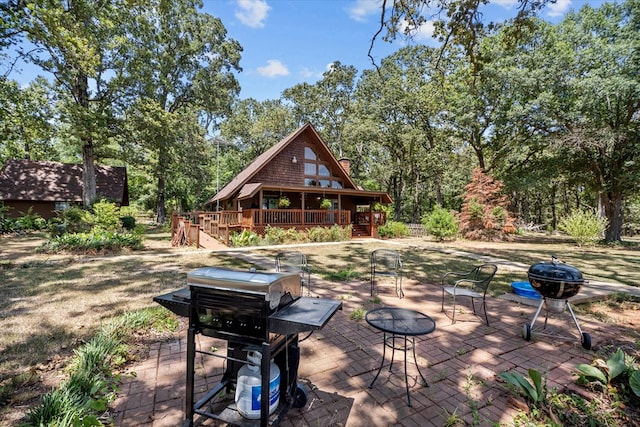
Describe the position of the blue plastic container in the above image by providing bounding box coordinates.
[511,281,541,299]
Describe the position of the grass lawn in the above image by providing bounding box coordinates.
[1,227,639,425]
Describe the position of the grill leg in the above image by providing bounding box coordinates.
[529,299,545,330]
[185,326,196,426]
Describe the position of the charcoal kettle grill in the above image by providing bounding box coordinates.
[523,256,592,350]
[154,267,342,427]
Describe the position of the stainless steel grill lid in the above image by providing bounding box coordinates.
[187,267,301,308]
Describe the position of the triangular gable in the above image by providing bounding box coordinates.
[207,122,359,204]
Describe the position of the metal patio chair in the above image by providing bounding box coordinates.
[441,263,498,325]
[275,251,312,296]
[370,249,404,298]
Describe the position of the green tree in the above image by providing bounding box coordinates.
[0,77,55,164]
[351,45,454,222]
[220,98,296,168]
[283,61,358,158]
[2,0,128,207]
[122,0,242,223]
[498,1,640,242]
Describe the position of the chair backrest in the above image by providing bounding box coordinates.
[275,251,308,274]
[472,264,498,292]
[370,249,402,273]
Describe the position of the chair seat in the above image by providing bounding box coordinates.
[443,286,482,298]
[440,264,498,326]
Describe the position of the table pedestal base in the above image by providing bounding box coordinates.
[368,333,429,407]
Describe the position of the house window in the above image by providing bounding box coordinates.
[55,202,70,211]
[304,146,343,189]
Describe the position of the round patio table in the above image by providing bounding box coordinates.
[366,307,436,407]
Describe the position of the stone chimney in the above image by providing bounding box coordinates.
[338,158,350,176]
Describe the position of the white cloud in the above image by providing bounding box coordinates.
[300,67,321,79]
[347,0,382,22]
[400,18,435,41]
[546,0,572,17]
[257,59,289,77]
[235,0,270,28]
[491,0,519,9]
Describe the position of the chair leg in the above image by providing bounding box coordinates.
[451,293,456,324]
[482,298,489,326]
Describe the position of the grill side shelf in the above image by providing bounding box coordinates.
[153,288,191,318]
[269,297,342,335]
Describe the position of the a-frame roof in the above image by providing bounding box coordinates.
[208,122,390,205]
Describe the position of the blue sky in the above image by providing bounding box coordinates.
[204,0,604,101]
[3,0,605,101]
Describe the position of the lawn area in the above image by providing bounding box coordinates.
[1,227,639,425]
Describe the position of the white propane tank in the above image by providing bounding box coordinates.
[235,351,280,419]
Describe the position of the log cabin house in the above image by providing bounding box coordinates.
[173,122,392,247]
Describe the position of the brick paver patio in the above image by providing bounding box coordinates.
[111,270,614,427]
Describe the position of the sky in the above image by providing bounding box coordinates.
[202,0,605,101]
[3,0,606,102]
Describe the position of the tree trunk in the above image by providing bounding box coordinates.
[599,191,623,243]
[73,72,97,207]
[156,174,166,225]
[82,144,97,207]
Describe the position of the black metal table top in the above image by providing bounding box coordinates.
[366,307,436,336]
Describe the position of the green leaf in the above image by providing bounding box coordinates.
[575,364,608,384]
[499,371,538,401]
[629,370,640,397]
[528,368,544,401]
[607,348,626,381]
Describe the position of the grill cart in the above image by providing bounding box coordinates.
[154,267,342,427]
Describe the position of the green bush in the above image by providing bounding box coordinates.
[120,215,136,230]
[558,210,608,246]
[39,230,143,253]
[57,206,89,234]
[377,220,408,238]
[262,225,289,245]
[15,208,46,231]
[230,230,260,247]
[90,200,121,231]
[422,206,458,241]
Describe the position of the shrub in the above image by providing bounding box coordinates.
[558,210,607,246]
[262,225,289,245]
[308,226,331,242]
[90,200,121,231]
[15,208,46,231]
[458,168,517,240]
[422,206,458,241]
[377,220,408,238]
[39,230,143,253]
[120,215,136,230]
[57,206,89,234]
[229,230,260,247]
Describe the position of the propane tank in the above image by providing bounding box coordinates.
[235,351,280,419]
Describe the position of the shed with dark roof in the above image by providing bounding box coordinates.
[0,159,129,219]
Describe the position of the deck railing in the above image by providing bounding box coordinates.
[175,209,373,247]
[241,209,350,227]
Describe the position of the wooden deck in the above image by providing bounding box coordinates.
[171,209,385,248]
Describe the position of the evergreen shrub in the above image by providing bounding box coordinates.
[422,206,458,241]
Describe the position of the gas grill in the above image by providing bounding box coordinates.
[154,267,342,427]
